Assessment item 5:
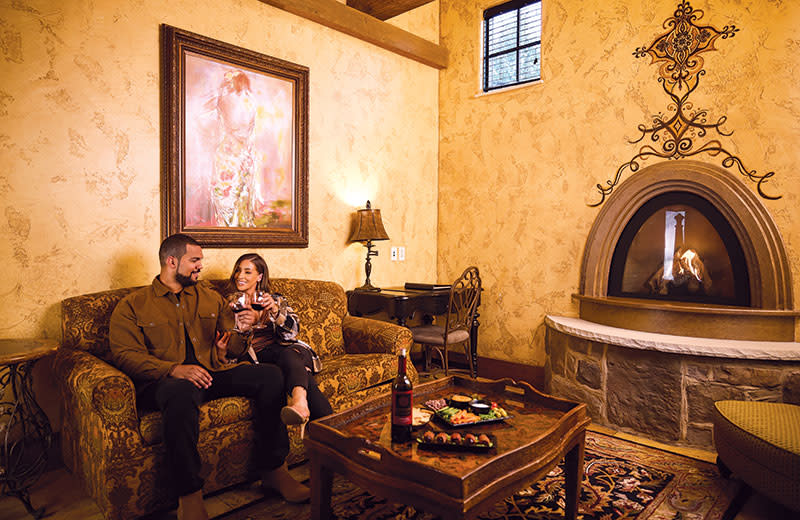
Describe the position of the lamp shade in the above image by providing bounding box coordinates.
[349,200,389,242]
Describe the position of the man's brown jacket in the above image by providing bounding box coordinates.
[110,277,247,384]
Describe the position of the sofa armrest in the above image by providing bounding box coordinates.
[55,348,140,431]
[342,315,413,355]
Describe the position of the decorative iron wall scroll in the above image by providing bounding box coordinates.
[589,1,780,207]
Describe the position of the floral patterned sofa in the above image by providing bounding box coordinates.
[52,278,417,520]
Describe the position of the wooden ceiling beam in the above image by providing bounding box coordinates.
[258,0,447,69]
[346,0,436,21]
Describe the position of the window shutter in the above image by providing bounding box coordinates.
[483,0,542,91]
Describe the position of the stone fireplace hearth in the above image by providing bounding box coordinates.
[545,316,800,448]
[545,160,800,449]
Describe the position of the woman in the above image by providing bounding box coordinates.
[207,70,258,228]
[224,253,332,433]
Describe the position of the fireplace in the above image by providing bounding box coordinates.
[608,191,750,307]
[576,160,796,341]
[544,160,800,448]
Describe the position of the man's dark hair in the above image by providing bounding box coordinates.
[159,233,200,266]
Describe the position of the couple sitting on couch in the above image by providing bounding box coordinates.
[109,233,331,520]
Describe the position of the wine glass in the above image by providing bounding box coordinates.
[227,291,249,332]
[250,290,271,330]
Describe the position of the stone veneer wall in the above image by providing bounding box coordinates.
[544,327,800,449]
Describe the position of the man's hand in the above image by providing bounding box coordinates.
[235,308,257,332]
[170,364,213,389]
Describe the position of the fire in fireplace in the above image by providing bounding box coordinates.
[647,246,709,296]
[608,191,750,306]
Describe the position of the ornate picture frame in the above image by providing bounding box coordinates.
[161,24,309,247]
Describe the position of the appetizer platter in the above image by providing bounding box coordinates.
[411,406,433,428]
[424,396,510,427]
[416,430,495,452]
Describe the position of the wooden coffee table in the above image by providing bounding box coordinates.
[306,376,590,520]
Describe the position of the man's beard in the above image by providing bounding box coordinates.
[175,271,198,287]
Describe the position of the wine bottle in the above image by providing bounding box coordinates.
[391,348,413,442]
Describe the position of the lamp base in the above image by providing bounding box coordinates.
[354,282,382,292]
[356,240,382,292]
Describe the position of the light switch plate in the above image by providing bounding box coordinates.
[398,246,406,261]
[390,247,398,261]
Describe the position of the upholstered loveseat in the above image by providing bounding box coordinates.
[53,278,417,519]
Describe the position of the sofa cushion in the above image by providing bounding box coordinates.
[317,353,399,398]
[139,396,255,446]
[63,278,350,362]
[138,352,402,446]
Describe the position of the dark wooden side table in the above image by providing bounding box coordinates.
[347,287,481,374]
[0,339,58,519]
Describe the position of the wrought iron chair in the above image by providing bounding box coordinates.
[409,266,481,377]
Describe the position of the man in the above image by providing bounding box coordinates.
[109,233,308,520]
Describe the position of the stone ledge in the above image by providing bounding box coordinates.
[545,315,800,361]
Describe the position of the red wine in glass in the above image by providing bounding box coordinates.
[228,292,248,331]
[251,291,270,328]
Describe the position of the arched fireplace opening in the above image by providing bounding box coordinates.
[608,191,751,307]
[576,160,797,341]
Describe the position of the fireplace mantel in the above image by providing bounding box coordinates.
[572,294,800,341]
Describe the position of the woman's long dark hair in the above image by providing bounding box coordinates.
[229,253,270,293]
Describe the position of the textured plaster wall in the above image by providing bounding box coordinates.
[439,0,800,365]
[0,0,439,341]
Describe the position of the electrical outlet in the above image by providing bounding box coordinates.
[390,247,398,261]
[398,246,406,261]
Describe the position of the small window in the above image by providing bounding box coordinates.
[483,0,542,92]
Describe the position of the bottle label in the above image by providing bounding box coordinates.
[392,390,413,425]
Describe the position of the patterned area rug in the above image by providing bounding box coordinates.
[219,431,740,520]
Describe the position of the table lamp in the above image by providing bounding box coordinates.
[349,200,389,291]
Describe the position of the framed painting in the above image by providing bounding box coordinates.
[161,24,309,247]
